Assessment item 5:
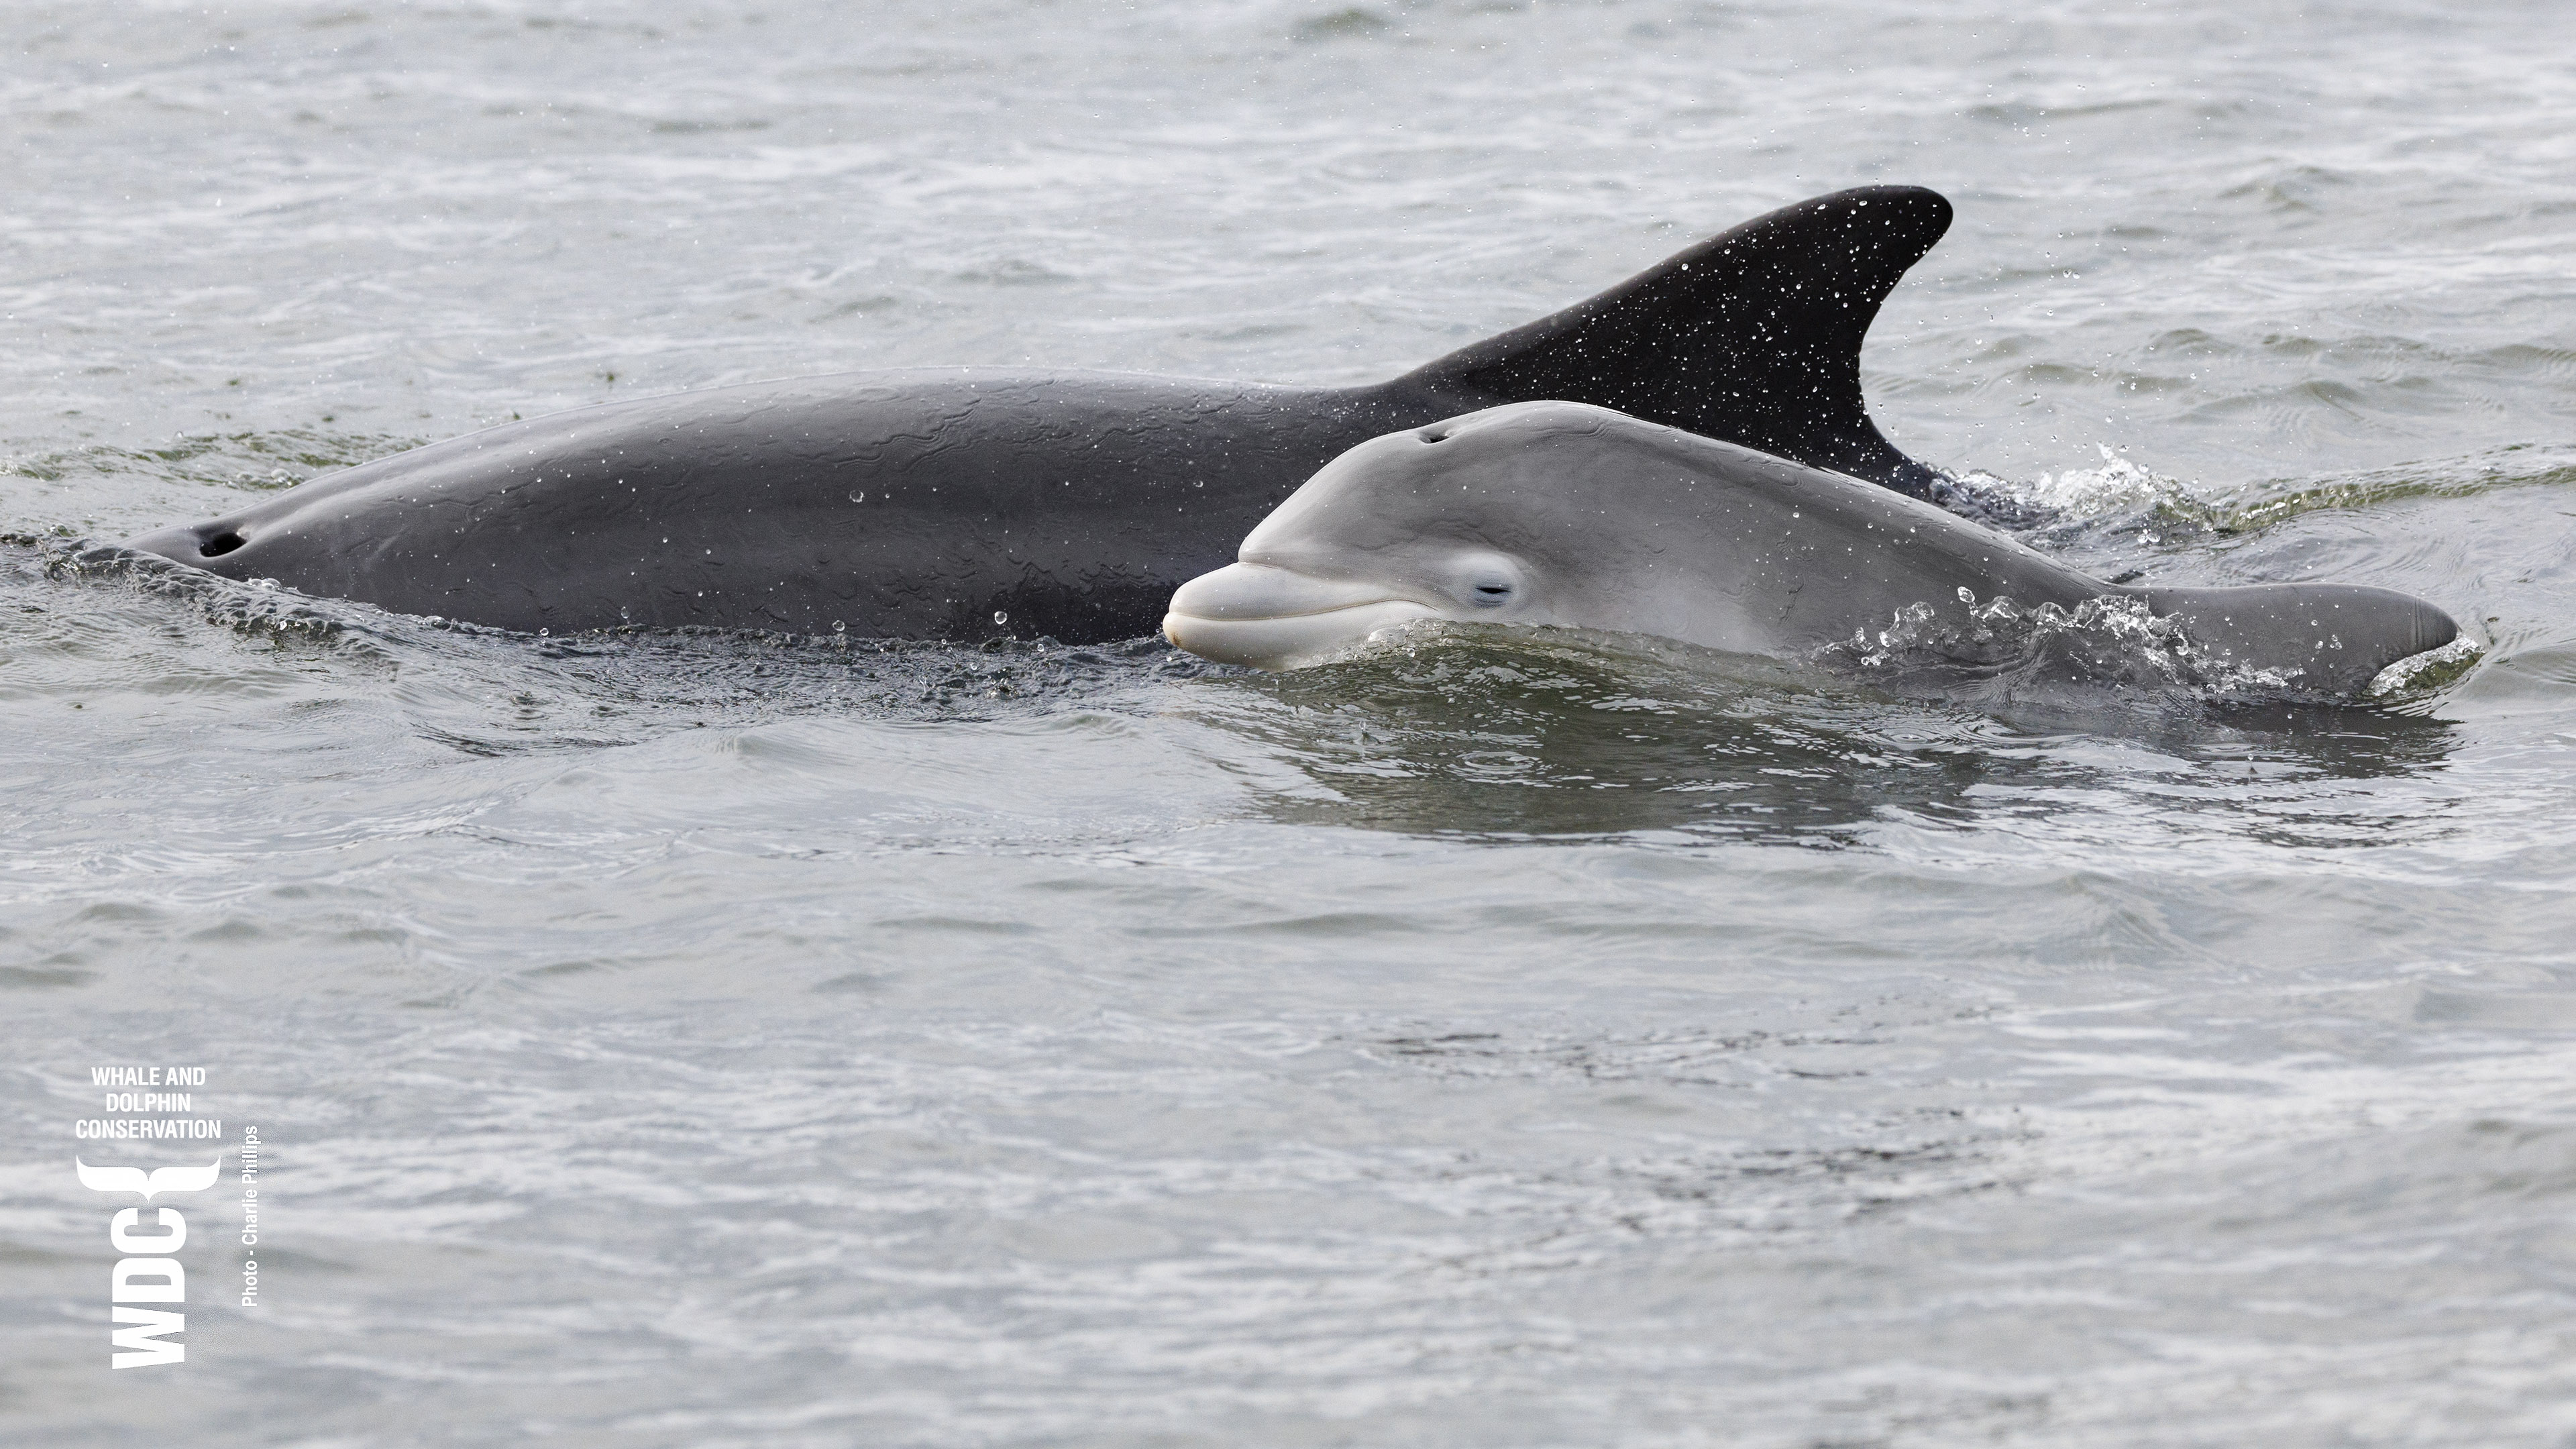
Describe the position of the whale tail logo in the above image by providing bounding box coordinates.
[76,1157,223,1201]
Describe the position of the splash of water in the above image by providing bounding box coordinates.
[2366,635,2485,701]
[1822,587,2305,696]
[1937,445,2224,545]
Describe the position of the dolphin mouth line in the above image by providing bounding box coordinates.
[1166,597,1411,623]
[1162,596,1440,670]
[1163,561,1451,669]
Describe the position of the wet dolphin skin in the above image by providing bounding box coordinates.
[1163,401,2458,694]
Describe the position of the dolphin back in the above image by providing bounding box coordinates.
[2126,583,2460,695]
[116,188,1967,643]
[1399,186,1951,496]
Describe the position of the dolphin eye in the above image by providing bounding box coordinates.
[1448,552,1524,609]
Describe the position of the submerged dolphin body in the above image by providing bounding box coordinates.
[125,187,1953,643]
[1161,402,2457,695]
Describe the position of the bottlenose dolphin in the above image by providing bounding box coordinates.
[1161,401,2458,695]
[124,186,1953,643]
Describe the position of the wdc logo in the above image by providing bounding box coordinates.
[76,1157,223,1368]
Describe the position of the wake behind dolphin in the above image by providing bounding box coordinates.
[123,187,1951,643]
[1161,402,2458,697]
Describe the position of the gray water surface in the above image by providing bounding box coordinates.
[5,2,2575,1445]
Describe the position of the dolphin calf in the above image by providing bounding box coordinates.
[125,186,1953,643]
[1161,401,2458,696]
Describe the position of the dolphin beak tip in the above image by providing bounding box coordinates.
[1163,563,1438,670]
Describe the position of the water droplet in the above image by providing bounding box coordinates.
[993,610,1009,625]
[848,490,865,504]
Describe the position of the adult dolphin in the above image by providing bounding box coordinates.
[1162,401,2458,695]
[125,186,1952,643]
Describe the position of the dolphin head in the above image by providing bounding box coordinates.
[1163,402,1648,669]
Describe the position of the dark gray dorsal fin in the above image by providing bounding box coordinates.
[1403,185,1951,496]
